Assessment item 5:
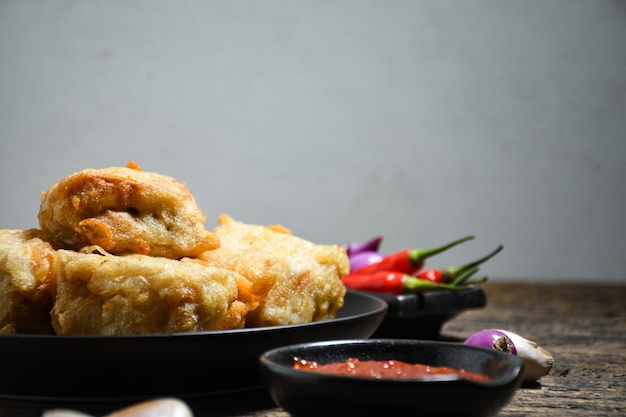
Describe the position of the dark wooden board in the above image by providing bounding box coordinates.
[443,283,626,417]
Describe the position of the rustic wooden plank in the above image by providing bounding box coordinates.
[442,283,626,417]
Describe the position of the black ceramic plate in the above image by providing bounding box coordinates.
[355,286,487,338]
[0,291,387,400]
[260,338,525,417]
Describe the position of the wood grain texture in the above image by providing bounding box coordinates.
[1,283,624,417]
[443,283,626,417]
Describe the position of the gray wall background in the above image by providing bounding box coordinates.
[1,0,625,283]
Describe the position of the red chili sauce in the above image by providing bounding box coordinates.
[292,357,491,382]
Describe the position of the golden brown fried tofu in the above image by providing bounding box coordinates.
[38,161,220,259]
[198,214,349,327]
[51,247,247,335]
[0,229,55,334]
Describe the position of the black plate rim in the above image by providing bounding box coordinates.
[0,291,388,401]
[0,290,388,341]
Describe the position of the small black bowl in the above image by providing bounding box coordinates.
[356,286,487,338]
[259,338,524,417]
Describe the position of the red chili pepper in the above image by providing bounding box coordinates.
[417,269,446,283]
[342,270,407,295]
[417,245,503,284]
[350,235,474,276]
[341,269,485,295]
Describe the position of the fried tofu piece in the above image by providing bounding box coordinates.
[0,229,55,334]
[51,247,247,335]
[198,214,349,327]
[38,161,220,259]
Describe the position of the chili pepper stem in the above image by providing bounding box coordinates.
[465,276,489,286]
[437,244,503,283]
[456,274,489,288]
[454,245,503,276]
[403,276,488,293]
[402,265,490,292]
[403,276,454,292]
[408,235,474,268]
[451,266,480,286]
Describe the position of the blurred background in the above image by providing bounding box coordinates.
[1,0,624,283]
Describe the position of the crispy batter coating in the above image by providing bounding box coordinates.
[4,163,349,335]
[38,162,220,259]
[198,214,349,327]
[0,229,55,334]
[51,247,248,335]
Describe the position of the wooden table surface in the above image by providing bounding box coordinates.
[2,282,624,417]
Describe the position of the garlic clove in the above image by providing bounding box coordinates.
[43,398,193,417]
[42,411,94,417]
[104,398,193,417]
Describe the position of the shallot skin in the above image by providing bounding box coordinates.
[346,236,383,257]
[464,328,554,382]
[349,251,384,272]
[463,329,517,355]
